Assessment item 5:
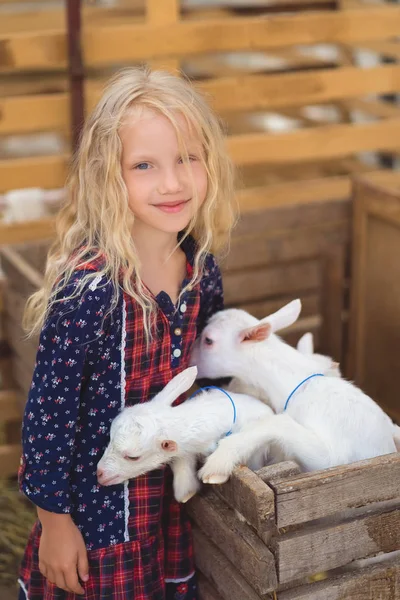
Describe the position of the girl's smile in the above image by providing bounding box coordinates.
[153,198,191,214]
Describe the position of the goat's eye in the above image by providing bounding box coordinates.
[125,455,140,461]
[204,337,213,346]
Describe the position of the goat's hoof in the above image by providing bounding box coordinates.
[203,474,229,485]
[179,490,197,503]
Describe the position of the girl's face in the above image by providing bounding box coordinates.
[120,107,208,237]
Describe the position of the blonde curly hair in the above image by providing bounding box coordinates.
[24,67,237,341]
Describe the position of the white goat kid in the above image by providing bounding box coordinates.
[190,300,398,484]
[97,366,273,502]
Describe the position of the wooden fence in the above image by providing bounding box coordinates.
[2,0,400,243]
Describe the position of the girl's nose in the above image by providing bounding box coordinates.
[158,168,183,195]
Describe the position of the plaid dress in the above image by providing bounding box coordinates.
[18,236,223,600]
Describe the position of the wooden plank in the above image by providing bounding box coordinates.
[188,490,277,594]
[0,155,68,194]
[146,0,180,71]
[193,527,263,600]
[279,554,400,600]
[256,461,302,486]
[0,443,21,478]
[237,176,351,214]
[240,293,320,322]
[3,288,30,332]
[7,62,400,135]
[5,317,37,371]
[272,453,400,529]
[278,506,400,583]
[215,466,275,544]
[0,92,69,135]
[223,259,320,305]
[237,196,350,237]
[225,225,349,271]
[319,243,346,361]
[347,176,400,421]
[0,246,44,291]
[197,573,224,600]
[0,389,21,422]
[226,118,400,166]
[201,64,400,113]
[345,98,400,119]
[2,7,400,71]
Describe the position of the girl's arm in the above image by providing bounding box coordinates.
[19,270,111,512]
[19,270,112,593]
[197,253,224,334]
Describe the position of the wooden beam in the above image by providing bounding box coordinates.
[279,554,400,600]
[0,443,21,478]
[344,98,400,119]
[200,64,400,112]
[4,64,400,136]
[3,6,400,71]
[0,390,22,422]
[226,117,400,165]
[272,453,400,529]
[0,155,69,194]
[0,218,56,246]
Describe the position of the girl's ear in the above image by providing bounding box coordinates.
[261,299,302,333]
[154,367,198,406]
[161,440,178,453]
[239,322,272,343]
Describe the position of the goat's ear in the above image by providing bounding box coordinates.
[154,367,198,406]
[240,322,272,343]
[161,439,178,453]
[261,299,302,333]
[297,332,314,355]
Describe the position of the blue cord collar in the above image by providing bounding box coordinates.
[187,385,237,437]
[284,373,325,411]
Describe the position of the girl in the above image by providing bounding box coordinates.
[18,67,236,600]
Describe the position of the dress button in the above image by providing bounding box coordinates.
[174,327,182,336]
[173,348,182,358]
[180,303,187,313]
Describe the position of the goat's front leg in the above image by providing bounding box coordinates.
[198,414,330,484]
[171,455,201,503]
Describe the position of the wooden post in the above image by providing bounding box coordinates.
[146,0,180,73]
[66,0,85,152]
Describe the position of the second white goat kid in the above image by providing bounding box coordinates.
[97,366,274,502]
[190,300,398,484]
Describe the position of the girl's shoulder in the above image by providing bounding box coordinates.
[47,262,120,339]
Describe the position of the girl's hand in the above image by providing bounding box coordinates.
[37,508,89,595]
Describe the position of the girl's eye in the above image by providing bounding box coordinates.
[179,155,198,164]
[125,455,140,461]
[204,337,213,346]
[134,163,150,170]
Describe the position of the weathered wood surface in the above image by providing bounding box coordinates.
[197,573,224,600]
[277,505,400,583]
[223,259,320,305]
[348,174,400,422]
[256,461,301,486]
[224,226,349,272]
[279,554,400,599]
[272,450,400,529]
[188,489,277,594]
[0,443,21,478]
[215,466,275,544]
[3,6,400,71]
[0,390,22,422]
[0,246,44,296]
[193,526,267,600]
